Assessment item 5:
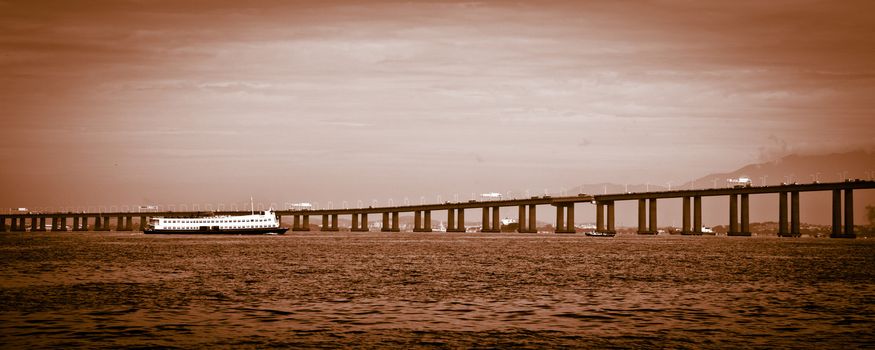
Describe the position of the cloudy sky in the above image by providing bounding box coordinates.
[2,0,874,210]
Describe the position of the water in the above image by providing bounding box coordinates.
[1,232,874,348]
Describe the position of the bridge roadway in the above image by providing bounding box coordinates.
[1,180,872,238]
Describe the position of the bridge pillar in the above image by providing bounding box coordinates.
[448,209,465,232]
[480,207,500,232]
[555,203,575,234]
[607,201,615,233]
[828,189,855,238]
[72,217,81,231]
[139,216,147,231]
[636,199,645,233]
[382,212,391,232]
[728,194,739,235]
[492,206,500,232]
[10,217,20,231]
[392,212,400,232]
[528,205,536,232]
[19,217,27,231]
[293,214,310,231]
[350,213,368,232]
[740,194,750,236]
[645,199,657,235]
[33,217,45,232]
[56,217,68,231]
[596,202,605,232]
[694,196,702,234]
[517,205,526,233]
[682,197,691,234]
[321,214,339,231]
[425,210,432,232]
[447,208,465,232]
[779,192,791,236]
[0,216,7,232]
[414,211,424,232]
[790,191,800,236]
[831,190,841,236]
[115,216,124,231]
[844,189,854,237]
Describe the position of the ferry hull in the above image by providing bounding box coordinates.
[144,227,289,235]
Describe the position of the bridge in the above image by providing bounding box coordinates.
[2,180,873,238]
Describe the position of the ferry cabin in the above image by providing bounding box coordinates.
[150,211,279,231]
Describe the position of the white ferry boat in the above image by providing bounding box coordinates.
[144,209,288,235]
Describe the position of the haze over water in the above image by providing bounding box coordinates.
[2,232,873,348]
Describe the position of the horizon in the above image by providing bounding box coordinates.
[2,1,875,211]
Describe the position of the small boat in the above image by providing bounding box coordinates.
[585,231,616,237]
[144,208,288,235]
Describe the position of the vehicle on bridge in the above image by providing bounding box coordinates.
[727,177,752,188]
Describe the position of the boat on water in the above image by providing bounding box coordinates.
[144,208,288,235]
[585,231,616,237]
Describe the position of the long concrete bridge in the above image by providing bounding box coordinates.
[2,180,873,238]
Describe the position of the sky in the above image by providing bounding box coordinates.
[1,0,874,211]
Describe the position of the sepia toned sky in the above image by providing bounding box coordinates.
[1,0,874,210]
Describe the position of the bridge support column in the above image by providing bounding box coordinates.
[382,212,391,232]
[554,203,575,233]
[693,196,702,234]
[392,212,400,232]
[779,192,792,236]
[11,217,21,231]
[729,194,751,236]
[321,214,339,231]
[56,217,68,231]
[844,189,855,238]
[790,191,800,237]
[72,217,82,231]
[115,216,123,231]
[741,194,750,235]
[607,201,615,233]
[682,197,691,234]
[351,213,368,232]
[638,198,659,235]
[728,194,740,235]
[831,190,841,236]
[480,207,500,232]
[293,215,310,231]
[492,206,500,232]
[448,209,465,232]
[31,217,40,232]
[517,205,526,233]
[596,203,604,232]
[516,205,536,233]
[1,216,8,232]
[425,210,432,232]
[139,216,147,231]
[636,199,645,234]
[414,211,424,232]
[830,189,856,238]
[19,217,27,231]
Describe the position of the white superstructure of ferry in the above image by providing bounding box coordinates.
[144,209,288,235]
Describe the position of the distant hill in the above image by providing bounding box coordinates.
[561,150,875,227]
